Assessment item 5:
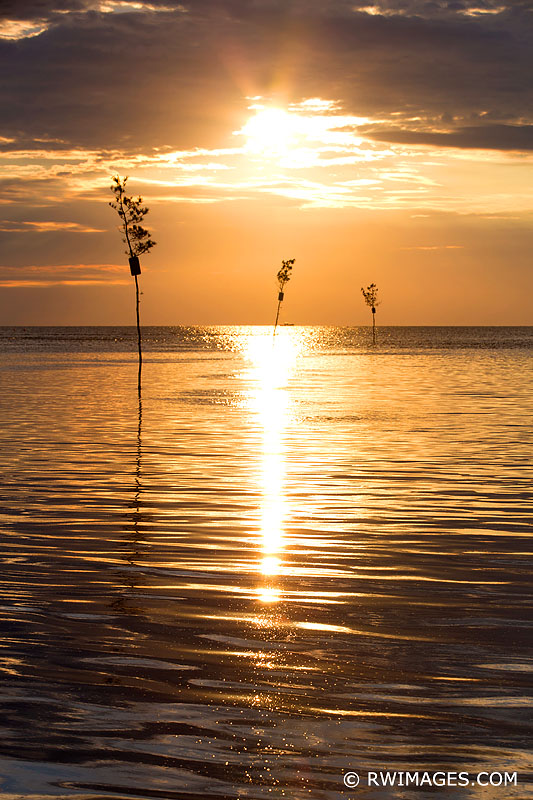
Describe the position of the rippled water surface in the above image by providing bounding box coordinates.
[1,326,532,799]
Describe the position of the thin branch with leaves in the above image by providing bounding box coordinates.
[109,175,156,259]
[109,175,156,392]
[274,258,295,333]
[361,282,380,344]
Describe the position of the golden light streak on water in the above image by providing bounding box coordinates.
[242,329,304,604]
[256,587,282,604]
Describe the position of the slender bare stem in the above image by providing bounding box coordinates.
[119,188,140,388]
[273,298,282,336]
[134,273,142,394]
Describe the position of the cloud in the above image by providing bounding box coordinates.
[0,263,129,286]
[364,123,533,151]
[96,1,179,13]
[1,0,532,155]
[353,1,512,18]
[2,98,532,216]
[0,220,104,232]
[399,244,464,250]
[461,6,507,16]
[0,178,69,206]
[0,19,51,40]
[1,0,533,214]
[0,0,181,38]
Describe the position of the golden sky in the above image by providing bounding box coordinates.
[1,0,532,324]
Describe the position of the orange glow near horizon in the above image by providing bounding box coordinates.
[2,92,533,325]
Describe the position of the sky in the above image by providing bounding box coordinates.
[1,0,532,325]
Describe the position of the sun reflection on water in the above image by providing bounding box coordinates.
[242,329,305,604]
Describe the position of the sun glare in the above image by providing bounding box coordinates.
[234,100,376,179]
[240,108,298,156]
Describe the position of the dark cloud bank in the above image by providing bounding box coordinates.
[1,0,533,152]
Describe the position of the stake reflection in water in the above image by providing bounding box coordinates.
[243,330,301,605]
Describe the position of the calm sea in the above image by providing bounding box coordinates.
[1,326,532,799]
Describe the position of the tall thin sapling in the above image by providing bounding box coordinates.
[109,175,156,391]
[361,282,380,345]
[274,258,295,334]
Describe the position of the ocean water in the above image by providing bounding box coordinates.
[0,326,532,800]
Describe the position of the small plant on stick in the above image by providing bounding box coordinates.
[109,175,156,391]
[274,258,295,334]
[361,282,380,345]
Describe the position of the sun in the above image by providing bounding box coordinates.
[234,99,376,175]
[239,107,299,156]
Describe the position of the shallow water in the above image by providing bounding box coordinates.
[0,326,532,799]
